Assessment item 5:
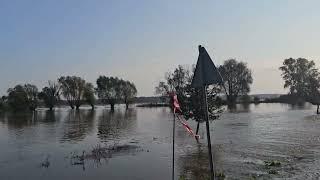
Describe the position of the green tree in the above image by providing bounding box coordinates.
[38,81,60,111]
[96,76,122,111]
[7,84,39,111]
[7,85,28,111]
[120,80,137,109]
[58,76,87,110]
[218,59,253,104]
[24,84,39,111]
[253,96,260,104]
[155,65,223,125]
[155,65,192,113]
[0,96,8,111]
[240,95,251,104]
[280,58,320,113]
[279,58,320,98]
[155,81,169,103]
[83,83,96,110]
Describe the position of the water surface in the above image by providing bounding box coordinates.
[0,103,319,179]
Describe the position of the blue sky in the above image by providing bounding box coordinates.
[1,0,320,96]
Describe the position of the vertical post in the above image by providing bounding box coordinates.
[172,112,175,180]
[196,121,200,135]
[202,86,215,180]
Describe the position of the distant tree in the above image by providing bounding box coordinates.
[279,58,320,98]
[155,81,169,96]
[120,80,137,109]
[240,95,251,104]
[7,85,28,111]
[218,59,253,104]
[24,84,39,111]
[96,76,122,111]
[253,96,260,104]
[7,84,39,111]
[307,78,320,114]
[58,76,87,110]
[279,58,320,113]
[83,83,95,110]
[0,96,7,111]
[38,81,60,111]
[155,81,170,103]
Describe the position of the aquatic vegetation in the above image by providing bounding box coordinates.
[40,155,50,168]
[216,171,226,179]
[178,171,225,180]
[268,169,278,174]
[264,160,281,167]
[70,143,143,167]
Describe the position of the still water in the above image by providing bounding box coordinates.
[0,103,319,180]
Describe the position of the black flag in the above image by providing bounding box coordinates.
[191,45,223,87]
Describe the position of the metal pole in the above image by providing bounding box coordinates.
[172,112,176,180]
[202,86,215,180]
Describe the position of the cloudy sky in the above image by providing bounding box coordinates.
[1,0,320,96]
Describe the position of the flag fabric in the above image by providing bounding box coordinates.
[191,45,224,87]
[172,94,181,113]
[171,93,199,140]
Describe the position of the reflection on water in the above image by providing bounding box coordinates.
[1,112,37,129]
[177,146,211,180]
[97,109,137,142]
[61,110,96,142]
[227,103,251,113]
[0,104,319,179]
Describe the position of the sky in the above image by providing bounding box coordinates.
[1,0,320,96]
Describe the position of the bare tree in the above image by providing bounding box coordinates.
[58,76,87,110]
[39,81,60,111]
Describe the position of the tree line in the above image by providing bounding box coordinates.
[0,76,137,112]
[156,57,320,120]
[1,57,320,114]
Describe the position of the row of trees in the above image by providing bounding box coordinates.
[155,56,320,117]
[0,76,137,112]
[155,59,253,123]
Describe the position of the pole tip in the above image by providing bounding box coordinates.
[198,45,205,53]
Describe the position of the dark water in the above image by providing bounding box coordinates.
[0,103,320,180]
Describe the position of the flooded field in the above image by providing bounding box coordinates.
[0,103,320,179]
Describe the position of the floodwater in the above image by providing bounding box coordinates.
[0,103,319,180]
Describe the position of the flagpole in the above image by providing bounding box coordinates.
[172,111,175,180]
[202,85,215,180]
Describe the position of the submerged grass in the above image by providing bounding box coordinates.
[70,143,143,168]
